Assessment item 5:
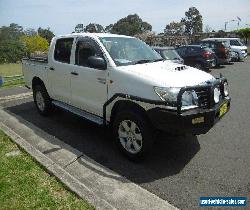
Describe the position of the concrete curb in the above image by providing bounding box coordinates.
[0,122,114,210]
[0,107,178,210]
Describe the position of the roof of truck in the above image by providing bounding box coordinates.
[203,38,240,40]
[56,33,133,39]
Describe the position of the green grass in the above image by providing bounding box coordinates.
[0,130,94,210]
[0,63,22,77]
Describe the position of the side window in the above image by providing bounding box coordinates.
[75,39,103,67]
[176,47,186,57]
[54,38,73,63]
[187,47,199,55]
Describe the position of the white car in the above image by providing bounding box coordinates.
[22,33,231,160]
[203,38,247,61]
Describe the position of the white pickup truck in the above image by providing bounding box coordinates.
[22,33,231,159]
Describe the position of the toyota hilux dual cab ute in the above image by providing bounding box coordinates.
[22,33,231,160]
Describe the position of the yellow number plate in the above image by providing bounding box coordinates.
[219,102,228,117]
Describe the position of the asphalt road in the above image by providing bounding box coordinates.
[1,59,250,210]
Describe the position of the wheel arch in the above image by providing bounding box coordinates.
[109,100,149,126]
[32,77,51,98]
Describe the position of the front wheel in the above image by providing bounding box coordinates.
[113,110,154,160]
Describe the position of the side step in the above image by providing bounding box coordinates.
[52,101,103,125]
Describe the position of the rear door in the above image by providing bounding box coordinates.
[48,38,74,104]
[70,37,108,117]
[185,47,200,66]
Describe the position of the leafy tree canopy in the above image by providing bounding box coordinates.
[181,7,203,35]
[38,27,55,43]
[84,23,104,33]
[21,35,49,55]
[235,28,250,43]
[164,21,184,35]
[111,14,152,36]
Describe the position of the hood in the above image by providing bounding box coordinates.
[118,61,215,87]
[231,45,247,50]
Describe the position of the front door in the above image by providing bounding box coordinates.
[70,37,108,117]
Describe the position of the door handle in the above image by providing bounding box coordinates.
[71,72,78,76]
[97,78,106,84]
[49,67,55,71]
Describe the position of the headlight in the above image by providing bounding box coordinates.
[182,90,198,107]
[214,87,220,103]
[154,87,198,109]
[223,82,229,96]
[154,87,180,103]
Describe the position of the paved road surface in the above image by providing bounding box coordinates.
[1,59,249,209]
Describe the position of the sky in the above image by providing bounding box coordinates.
[0,0,250,35]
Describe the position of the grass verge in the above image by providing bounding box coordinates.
[0,64,24,89]
[0,130,94,210]
[0,63,22,76]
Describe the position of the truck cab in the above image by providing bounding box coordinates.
[22,33,231,160]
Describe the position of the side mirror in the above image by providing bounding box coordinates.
[88,56,106,70]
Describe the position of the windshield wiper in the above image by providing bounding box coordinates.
[133,59,164,65]
[133,59,152,64]
[152,58,164,62]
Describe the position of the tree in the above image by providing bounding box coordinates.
[105,24,114,33]
[0,23,26,63]
[214,30,226,38]
[164,21,184,35]
[235,28,250,44]
[181,7,203,35]
[84,23,104,33]
[204,25,212,33]
[0,23,24,40]
[37,27,55,43]
[0,39,26,63]
[21,35,49,55]
[24,28,37,36]
[111,14,152,36]
[75,24,84,33]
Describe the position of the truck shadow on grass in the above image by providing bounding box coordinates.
[5,101,200,184]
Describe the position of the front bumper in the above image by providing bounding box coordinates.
[147,97,231,135]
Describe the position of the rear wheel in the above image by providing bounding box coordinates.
[113,110,154,160]
[33,85,53,116]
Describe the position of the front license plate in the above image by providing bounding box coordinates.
[219,102,228,117]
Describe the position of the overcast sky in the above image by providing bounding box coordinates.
[0,0,250,35]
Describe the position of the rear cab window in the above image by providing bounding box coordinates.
[54,38,74,63]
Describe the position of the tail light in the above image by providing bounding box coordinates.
[202,51,212,58]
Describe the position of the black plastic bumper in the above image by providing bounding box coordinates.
[147,98,231,135]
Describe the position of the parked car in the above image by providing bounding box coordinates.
[153,46,184,64]
[175,45,217,71]
[192,40,231,66]
[203,38,247,61]
[22,33,231,160]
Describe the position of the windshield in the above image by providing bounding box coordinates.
[99,37,162,66]
[161,49,180,60]
[230,39,243,46]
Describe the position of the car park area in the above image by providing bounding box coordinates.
[0,57,249,209]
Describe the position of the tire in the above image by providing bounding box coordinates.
[112,110,154,160]
[235,52,240,62]
[33,84,53,116]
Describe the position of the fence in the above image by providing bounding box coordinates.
[0,75,24,87]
